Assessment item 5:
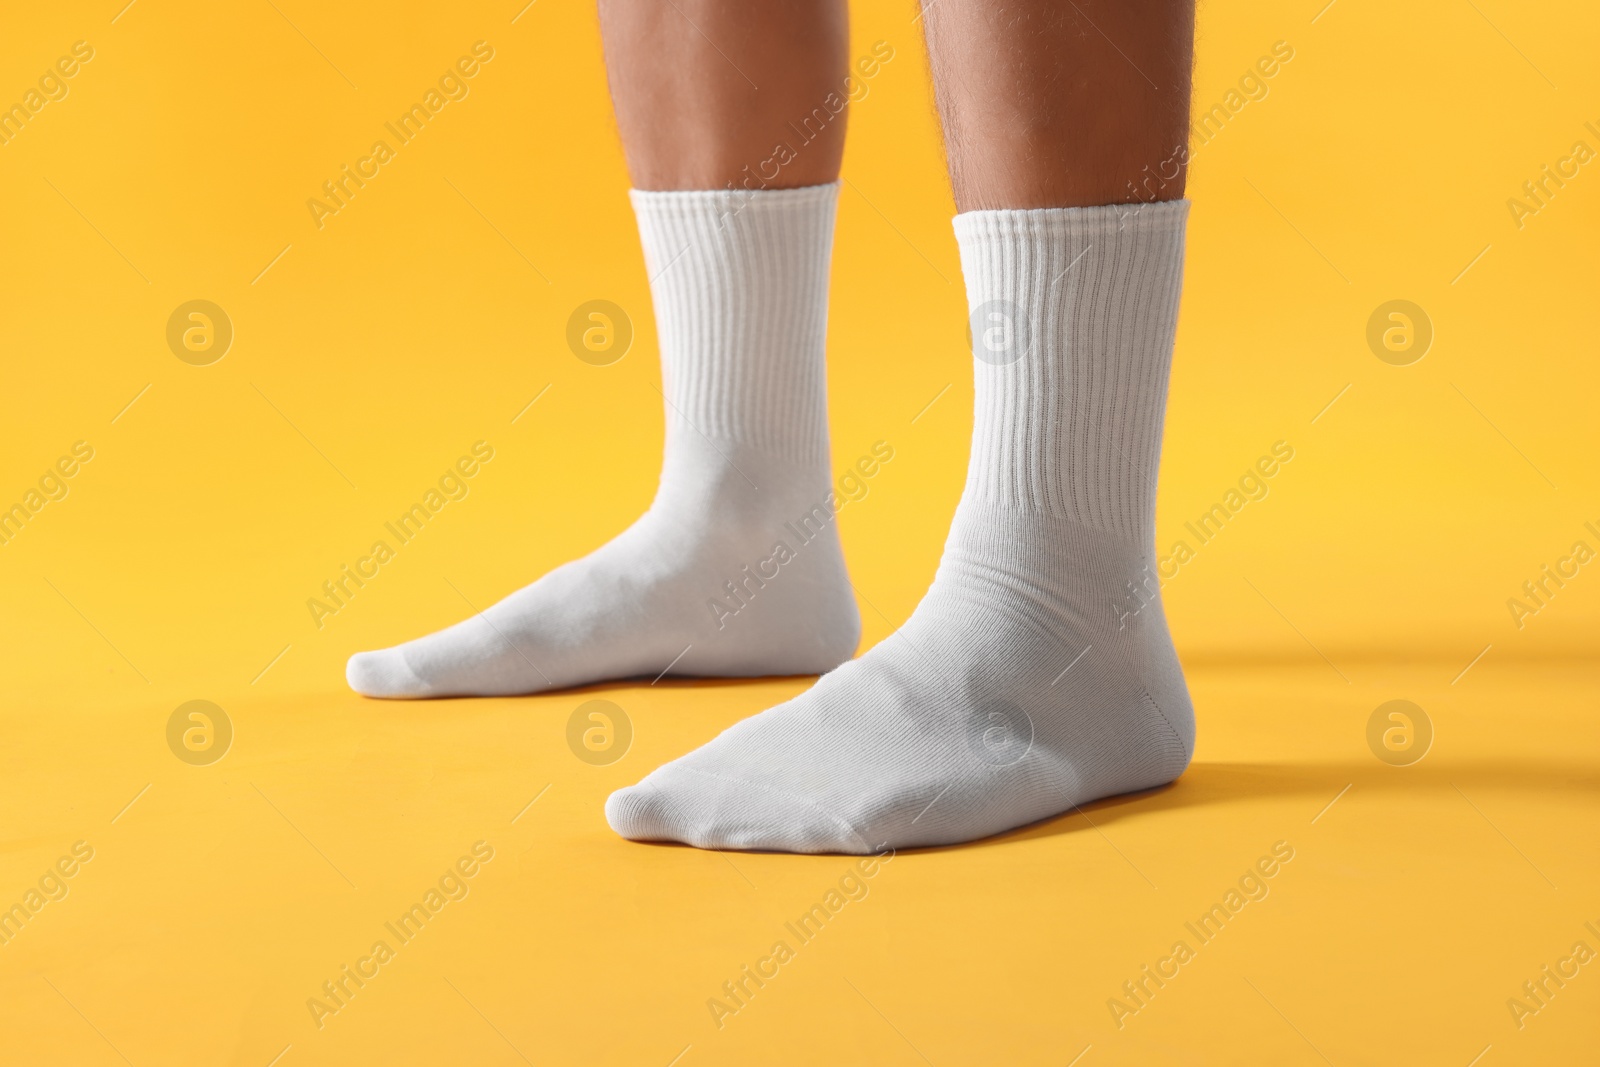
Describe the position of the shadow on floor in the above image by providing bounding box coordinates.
[958,756,1600,853]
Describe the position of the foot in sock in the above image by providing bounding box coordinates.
[606,201,1196,852]
[347,184,860,698]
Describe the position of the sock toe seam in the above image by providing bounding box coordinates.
[385,651,430,695]
[673,765,871,852]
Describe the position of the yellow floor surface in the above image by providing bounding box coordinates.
[2,662,1596,1065]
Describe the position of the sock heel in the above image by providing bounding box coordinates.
[1138,688,1194,781]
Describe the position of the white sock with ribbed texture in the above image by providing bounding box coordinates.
[347,184,859,698]
[607,200,1196,852]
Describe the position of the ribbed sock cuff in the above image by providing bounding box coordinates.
[952,200,1189,535]
[631,184,839,465]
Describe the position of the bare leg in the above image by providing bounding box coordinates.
[923,0,1193,210]
[598,0,849,190]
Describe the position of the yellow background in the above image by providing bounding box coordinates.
[1,1,1595,1064]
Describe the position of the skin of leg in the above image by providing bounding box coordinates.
[598,0,850,191]
[921,0,1194,210]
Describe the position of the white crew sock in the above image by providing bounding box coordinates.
[607,199,1195,853]
[347,184,859,698]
